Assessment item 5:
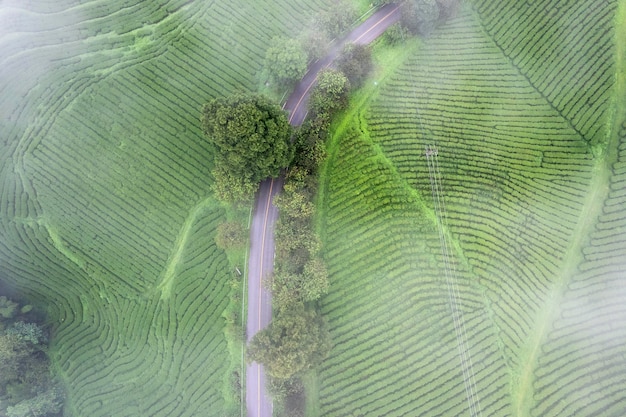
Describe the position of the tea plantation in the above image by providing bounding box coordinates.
[0,0,333,415]
[316,0,626,415]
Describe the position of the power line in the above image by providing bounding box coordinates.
[426,145,483,417]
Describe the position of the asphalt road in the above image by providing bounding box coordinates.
[246,175,282,417]
[245,4,400,417]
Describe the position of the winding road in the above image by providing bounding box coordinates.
[245,4,401,417]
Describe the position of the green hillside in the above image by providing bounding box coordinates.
[316,0,625,415]
[0,0,332,415]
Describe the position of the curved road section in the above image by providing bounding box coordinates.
[246,4,400,417]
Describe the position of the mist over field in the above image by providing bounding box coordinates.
[0,0,337,416]
[1,0,625,416]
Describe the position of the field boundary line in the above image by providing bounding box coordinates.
[156,197,214,299]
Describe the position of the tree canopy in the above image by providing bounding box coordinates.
[247,302,331,379]
[0,296,64,417]
[310,69,350,117]
[201,93,293,204]
[316,0,357,38]
[264,37,308,86]
[335,43,372,88]
[400,0,440,35]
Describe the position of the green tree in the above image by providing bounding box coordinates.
[292,115,330,174]
[384,23,410,45]
[400,0,440,36]
[0,296,18,319]
[435,0,460,20]
[264,37,308,86]
[0,332,31,388]
[310,69,350,116]
[247,302,331,379]
[215,221,247,250]
[6,385,64,417]
[316,0,357,38]
[301,257,329,301]
[201,93,293,204]
[336,44,372,88]
[299,29,330,63]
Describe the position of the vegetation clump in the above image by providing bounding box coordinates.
[201,93,293,204]
[247,302,330,380]
[315,0,358,39]
[0,296,64,417]
[263,37,308,87]
[336,44,373,88]
[215,221,247,251]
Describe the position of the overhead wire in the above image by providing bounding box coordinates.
[400,27,483,416]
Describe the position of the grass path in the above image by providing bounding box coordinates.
[511,160,609,415]
[512,5,626,412]
[156,196,216,299]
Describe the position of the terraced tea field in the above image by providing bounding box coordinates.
[317,0,626,415]
[0,0,333,415]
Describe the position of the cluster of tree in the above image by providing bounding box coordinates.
[263,0,358,88]
[247,66,359,415]
[263,0,460,89]
[335,44,372,88]
[247,302,330,380]
[0,296,64,417]
[201,93,293,204]
[382,0,461,36]
[314,0,358,39]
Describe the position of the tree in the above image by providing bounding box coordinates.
[292,115,330,174]
[310,69,350,116]
[215,221,247,250]
[201,93,293,204]
[6,385,64,417]
[435,0,461,20]
[316,0,357,38]
[335,44,372,88]
[247,302,331,379]
[0,332,31,388]
[400,0,440,36]
[264,37,308,86]
[299,29,330,63]
[384,23,410,45]
[301,257,329,302]
[0,296,18,319]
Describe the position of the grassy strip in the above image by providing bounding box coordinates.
[316,37,421,237]
[307,38,420,416]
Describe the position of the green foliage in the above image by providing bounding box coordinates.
[215,221,247,251]
[6,386,64,417]
[292,115,331,175]
[247,303,331,379]
[310,69,351,117]
[201,93,293,204]
[435,0,461,19]
[383,23,410,45]
[399,0,440,36]
[267,376,305,417]
[336,44,372,88]
[299,29,330,63]
[0,315,62,417]
[264,37,308,86]
[316,0,357,38]
[6,322,46,345]
[0,296,18,319]
[301,258,329,302]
